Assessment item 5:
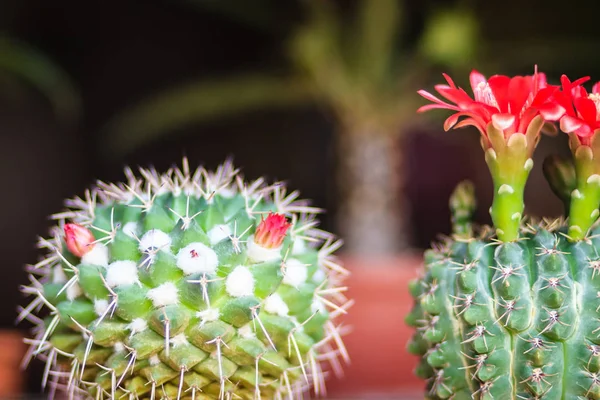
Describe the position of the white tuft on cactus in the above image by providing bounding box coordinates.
[208,224,232,245]
[122,221,139,238]
[197,308,220,325]
[147,282,179,307]
[175,242,219,274]
[81,243,109,266]
[264,293,290,317]
[127,318,148,335]
[139,229,172,252]
[225,265,255,297]
[93,299,110,316]
[106,260,139,287]
[283,258,308,288]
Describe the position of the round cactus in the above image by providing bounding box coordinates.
[19,159,350,399]
[409,69,600,398]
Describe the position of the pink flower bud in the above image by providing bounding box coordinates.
[254,213,291,249]
[64,223,95,257]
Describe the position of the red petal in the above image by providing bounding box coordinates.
[571,76,591,87]
[453,118,486,135]
[560,75,572,90]
[518,108,537,133]
[537,103,566,121]
[443,113,461,130]
[466,102,494,119]
[442,73,457,88]
[552,91,576,117]
[508,76,533,115]
[576,125,593,137]
[560,115,584,133]
[417,90,460,111]
[492,113,516,131]
[574,97,597,123]
[530,86,557,105]
[435,86,474,108]
[560,75,590,92]
[417,104,452,113]
[488,75,511,112]
[535,72,548,89]
[573,86,588,98]
[469,70,487,93]
[593,82,600,94]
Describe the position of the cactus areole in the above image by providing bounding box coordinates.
[20,159,350,399]
[408,69,600,399]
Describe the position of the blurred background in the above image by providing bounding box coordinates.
[2,0,600,397]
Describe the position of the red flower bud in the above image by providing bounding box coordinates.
[254,213,291,249]
[64,223,95,257]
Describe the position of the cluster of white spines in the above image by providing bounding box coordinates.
[20,158,351,400]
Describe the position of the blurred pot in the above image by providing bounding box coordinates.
[327,254,424,399]
[0,330,25,396]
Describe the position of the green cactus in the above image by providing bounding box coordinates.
[410,69,600,398]
[20,159,350,399]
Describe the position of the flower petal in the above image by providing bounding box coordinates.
[442,73,457,88]
[571,76,591,88]
[492,113,515,131]
[535,72,548,90]
[537,103,565,121]
[560,115,584,133]
[560,75,573,90]
[417,104,453,113]
[531,86,557,105]
[469,70,487,93]
[453,118,486,135]
[508,76,533,116]
[593,82,600,95]
[435,86,474,108]
[417,90,460,111]
[443,113,461,131]
[575,124,592,138]
[488,75,511,112]
[574,97,597,123]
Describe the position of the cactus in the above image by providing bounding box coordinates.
[408,69,600,398]
[19,159,350,399]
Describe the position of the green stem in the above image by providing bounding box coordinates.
[489,175,528,242]
[484,137,532,242]
[480,117,543,242]
[568,145,600,240]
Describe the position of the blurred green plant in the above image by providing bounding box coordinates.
[101,0,479,256]
[105,0,477,255]
[0,36,80,125]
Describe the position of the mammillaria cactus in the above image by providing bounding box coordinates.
[408,69,600,399]
[19,159,350,399]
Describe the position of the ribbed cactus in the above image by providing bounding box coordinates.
[408,70,600,398]
[19,159,350,399]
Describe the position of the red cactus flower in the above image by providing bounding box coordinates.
[555,75,600,144]
[418,69,565,146]
[254,213,291,249]
[64,223,95,257]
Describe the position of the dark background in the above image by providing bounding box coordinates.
[1,0,598,393]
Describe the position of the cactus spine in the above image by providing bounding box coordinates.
[409,69,600,398]
[20,159,350,399]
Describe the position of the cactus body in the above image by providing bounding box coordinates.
[20,160,349,399]
[408,203,600,399]
[412,67,600,399]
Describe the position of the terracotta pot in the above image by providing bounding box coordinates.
[326,254,424,399]
[0,330,25,396]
